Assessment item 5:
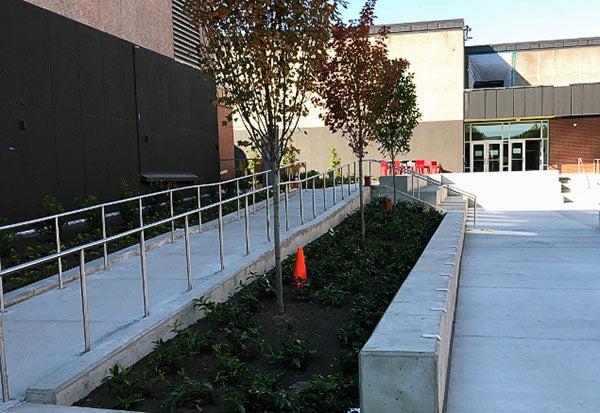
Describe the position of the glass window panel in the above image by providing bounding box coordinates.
[464,143,471,171]
[471,124,503,141]
[510,122,541,140]
[541,121,549,139]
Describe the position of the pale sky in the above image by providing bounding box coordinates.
[341,0,600,45]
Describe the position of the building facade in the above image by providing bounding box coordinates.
[235,19,600,175]
[2,0,233,220]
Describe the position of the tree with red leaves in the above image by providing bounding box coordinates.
[316,0,392,240]
[185,0,341,312]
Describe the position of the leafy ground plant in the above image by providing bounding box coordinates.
[76,200,442,412]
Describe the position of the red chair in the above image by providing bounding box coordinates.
[430,160,440,173]
[415,160,425,174]
[380,161,389,176]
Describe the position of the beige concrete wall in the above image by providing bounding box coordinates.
[385,29,465,123]
[234,28,465,171]
[23,0,175,57]
[515,46,600,87]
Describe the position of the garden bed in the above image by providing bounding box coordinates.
[75,199,442,413]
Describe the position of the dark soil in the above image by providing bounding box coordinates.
[77,286,351,413]
[74,199,442,413]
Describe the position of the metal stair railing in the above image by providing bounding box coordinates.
[0,158,371,402]
[365,159,477,226]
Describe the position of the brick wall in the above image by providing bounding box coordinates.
[217,106,235,180]
[549,117,600,173]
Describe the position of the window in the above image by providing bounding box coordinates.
[172,0,201,68]
[510,122,542,140]
[471,124,504,141]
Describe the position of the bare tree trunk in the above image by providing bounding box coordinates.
[358,156,365,241]
[270,168,284,313]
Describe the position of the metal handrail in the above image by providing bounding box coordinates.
[0,158,367,402]
[370,159,477,227]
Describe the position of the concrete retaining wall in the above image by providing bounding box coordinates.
[26,188,371,405]
[359,206,466,413]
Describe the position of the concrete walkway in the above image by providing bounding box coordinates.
[0,183,357,403]
[447,210,600,412]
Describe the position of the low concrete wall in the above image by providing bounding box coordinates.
[26,188,371,405]
[359,206,466,413]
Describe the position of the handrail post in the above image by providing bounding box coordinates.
[184,216,192,291]
[0,258,4,313]
[244,195,250,255]
[252,176,256,214]
[139,198,149,317]
[218,184,225,270]
[347,164,351,196]
[354,161,357,191]
[101,206,108,269]
[284,182,290,231]
[169,191,175,243]
[411,174,415,197]
[236,180,241,220]
[333,168,337,205]
[418,177,422,199]
[341,167,345,200]
[299,178,304,225]
[55,217,64,289]
[79,249,91,352]
[197,187,203,234]
[265,173,271,242]
[322,173,327,210]
[473,197,477,228]
[312,178,316,219]
[0,308,10,402]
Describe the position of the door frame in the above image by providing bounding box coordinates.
[470,140,504,173]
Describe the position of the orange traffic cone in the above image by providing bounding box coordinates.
[384,198,393,211]
[293,247,307,287]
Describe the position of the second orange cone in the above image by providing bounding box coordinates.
[293,247,307,287]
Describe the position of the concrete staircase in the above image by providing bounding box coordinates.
[559,173,600,208]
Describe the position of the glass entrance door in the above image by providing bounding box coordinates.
[471,141,503,172]
[488,143,501,172]
[510,141,524,171]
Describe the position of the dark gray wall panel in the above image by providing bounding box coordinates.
[485,90,497,119]
[514,88,525,117]
[0,0,20,104]
[582,84,595,115]
[176,65,192,130]
[82,115,110,199]
[107,119,138,196]
[0,103,25,211]
[102,34,136,121]
[48,13,79,112]
[571,84,584,115]
[554,87,571,115]
[78,24,104,117]
[496,89,514,118]
[594,84,600,114]
[135,49,162,126]
[22,106,59,205]
[524,87,542,117]
[160,59,178,129]
[469,90,486,119]
[18,1,52,109]
[542,87,554,116]
[1,0,219,220]
[190,72,216,133]
[54,110,85,206]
